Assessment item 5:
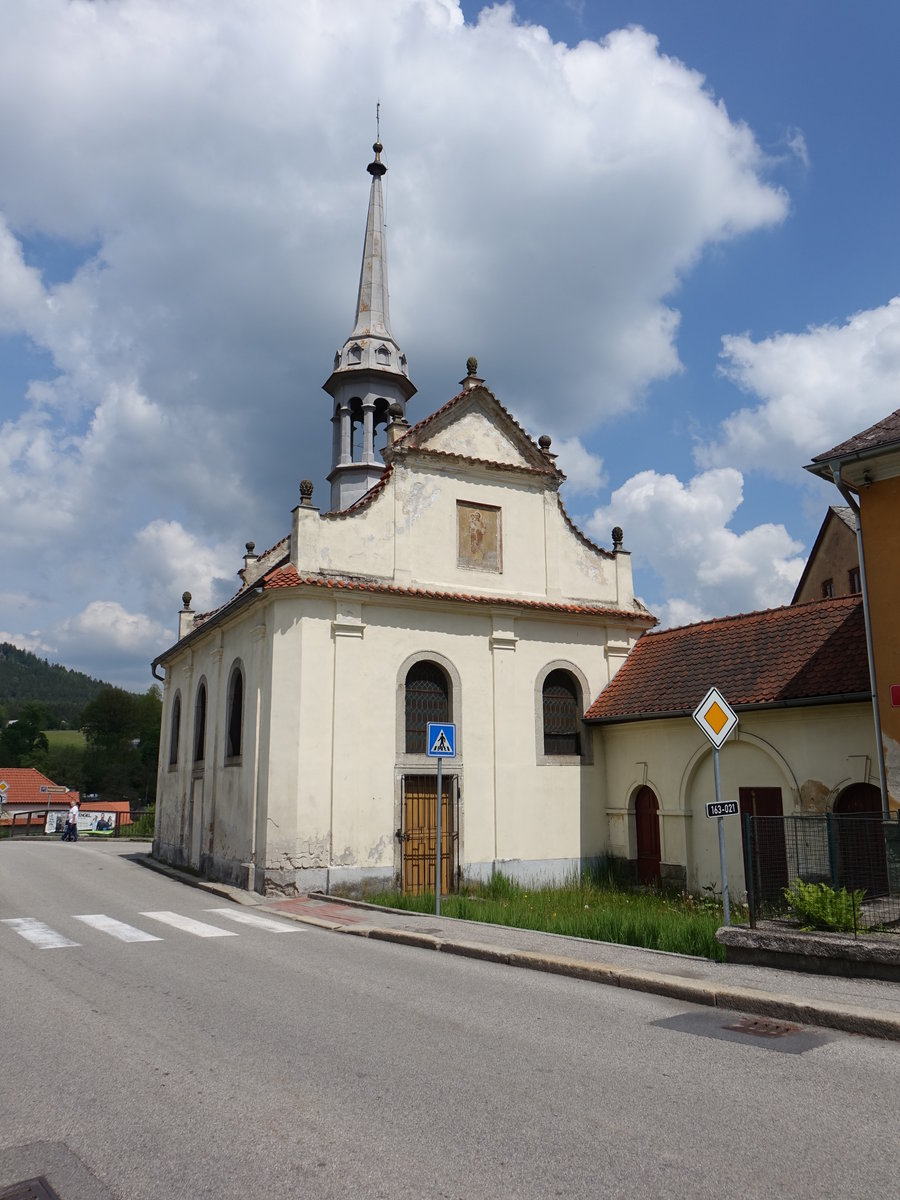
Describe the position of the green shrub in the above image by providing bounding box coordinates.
[783,878,865,932]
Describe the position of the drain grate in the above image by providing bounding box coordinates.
[723,1016,802,1039]
[1,1178,63,1200]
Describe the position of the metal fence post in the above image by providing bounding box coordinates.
[826,812,838,888]
[744,811,756,929]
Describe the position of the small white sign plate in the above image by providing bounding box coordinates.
[692,686,738,749]
[706,800,739,818]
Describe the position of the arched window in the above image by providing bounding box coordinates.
[405,661,450,754]
[225,665,244,760]
[193,681,207,763]
[168,692,181,766]
[542,670,581,756]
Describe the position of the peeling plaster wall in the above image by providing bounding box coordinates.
[595,701,877,894]
[294,457,629,610]
[424,409,527,465]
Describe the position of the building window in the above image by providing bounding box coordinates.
[225,665,244,760]
[542,670,581,756]
[849,566,861,595]
[405,661,450,754]
[168,692,181,766]
[821,578,834,599]
[193,681,207,763]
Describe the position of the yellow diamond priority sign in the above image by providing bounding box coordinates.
[692,686,738,749]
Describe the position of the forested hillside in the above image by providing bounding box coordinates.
[0,642,106,727]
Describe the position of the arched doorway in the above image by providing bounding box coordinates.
[834,783,887,898]
[635,787,661,883]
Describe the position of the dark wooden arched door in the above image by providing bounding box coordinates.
[635,787,661,883]
[834,783,887,897]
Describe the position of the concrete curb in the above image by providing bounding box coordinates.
[130,863,900,1042]
[270,910,900,1041]
[131,853,262,906]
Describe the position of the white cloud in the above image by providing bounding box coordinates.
[0,0,789,680]
[552,436,607,495]
[49,601,170,688]
[132,520,237,619]
[700,297,900,477]
[587,467,805,624]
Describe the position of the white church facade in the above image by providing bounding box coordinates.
[151,139,655,894]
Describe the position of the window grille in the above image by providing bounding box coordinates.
[542,670,581,756]
[226,668,243,759]
[194,682,207,762]
[405,662,449,754]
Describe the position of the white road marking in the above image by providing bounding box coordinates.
[204,907,302,933]
[140,910,237,938]
[2,917,79,949]
[74,914,162,943]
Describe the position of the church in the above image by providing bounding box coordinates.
[151,138,655,894]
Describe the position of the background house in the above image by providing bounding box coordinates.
[791,506,860,603]
[585,596,877,895]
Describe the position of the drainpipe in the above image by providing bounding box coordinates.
[828,460,890,819]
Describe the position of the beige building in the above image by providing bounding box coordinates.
[586,596,878,896]
[151,142,653,894]
[791,505,860,604]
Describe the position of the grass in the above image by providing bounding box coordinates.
[363,870,741,961]
[43,729,87,749]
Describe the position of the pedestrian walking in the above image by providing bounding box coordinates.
[62,799,80,842]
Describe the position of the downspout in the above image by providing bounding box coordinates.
[828,459,890,819]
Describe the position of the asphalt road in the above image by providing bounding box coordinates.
[1,839,898,1200]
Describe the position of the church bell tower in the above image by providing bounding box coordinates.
[324,137,416,510]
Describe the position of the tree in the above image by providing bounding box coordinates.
[80,686,163,803]
[0,702,50,766]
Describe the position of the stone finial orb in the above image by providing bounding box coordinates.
[388,401,404,419]
[299,479,315,506]
[182,591,192,609]
[466,356,478,377]
[245,541,256,554]
[538,435,552,451]
[612,526,624,550]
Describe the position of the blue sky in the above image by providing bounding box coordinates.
[1,1,899,687]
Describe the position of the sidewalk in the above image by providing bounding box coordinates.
[132,855,900,1041]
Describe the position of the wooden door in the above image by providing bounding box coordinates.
[834,783,887,897]
[635,786,661,883]
[739,787,787,904]
[401,774,456,895]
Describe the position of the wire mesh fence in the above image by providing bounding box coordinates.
[744,812,900,934]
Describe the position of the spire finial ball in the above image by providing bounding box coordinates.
[182,591,192,609]
[466,356,478,377]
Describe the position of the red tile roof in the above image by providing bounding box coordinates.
[811,408,900,462]
[585,595,868,723]
[262,562,655,622]
[0,767,77,808]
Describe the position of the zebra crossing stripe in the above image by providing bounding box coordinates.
[140,910,237,937]
[1,917,79,949]
[204,907,301,933]
[74,914,162,943]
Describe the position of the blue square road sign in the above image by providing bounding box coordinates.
[426,723,456,757]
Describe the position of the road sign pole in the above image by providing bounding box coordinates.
[713,747,731,926]
[435,757,442,916]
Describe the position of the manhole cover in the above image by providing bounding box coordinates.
[1,1178,63,1200]
[723,1016,803,1039]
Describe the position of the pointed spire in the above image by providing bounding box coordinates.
[350,139,392,340]
[323,124,416,512]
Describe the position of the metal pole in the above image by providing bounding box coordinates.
[435,757,442,917]
[714,748,731,926]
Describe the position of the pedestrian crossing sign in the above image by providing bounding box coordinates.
[426,723,456,757]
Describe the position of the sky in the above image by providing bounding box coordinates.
[2,0,899,690]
